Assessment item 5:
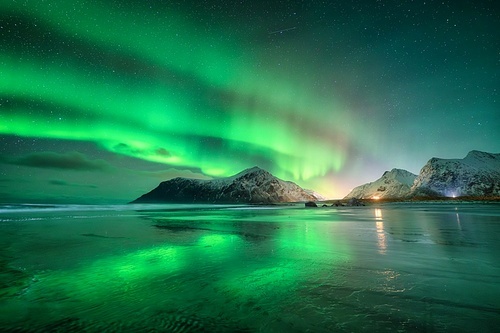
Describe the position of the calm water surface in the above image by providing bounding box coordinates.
[0,203,499,332]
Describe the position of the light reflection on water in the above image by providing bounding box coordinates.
[0,203,499,332]
[374,208,387,255]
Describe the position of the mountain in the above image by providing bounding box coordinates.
[344,168,417,199]
[131,167,321,204]
[305,189,327,201]
[344,151,500,199]
[410,150,500,197]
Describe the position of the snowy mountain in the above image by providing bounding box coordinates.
[131,167,322,204]
[343,151,500,199]
[305,189,327,201]
[344,168,417,199]
[410,150,500,197]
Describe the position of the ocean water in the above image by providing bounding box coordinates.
[0,202,499,332]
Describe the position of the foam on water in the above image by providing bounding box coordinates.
[0,203,247,213]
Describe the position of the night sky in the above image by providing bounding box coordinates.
[1,0,498,203]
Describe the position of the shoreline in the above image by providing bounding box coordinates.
[321,196,500,205]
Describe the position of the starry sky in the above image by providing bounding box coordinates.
[1,0,499,203]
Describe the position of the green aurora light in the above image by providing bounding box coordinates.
[1,0,498,200]
[0,0,347,182]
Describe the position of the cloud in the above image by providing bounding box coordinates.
[8,151,110,171]
[49,179,68,186]
[49,179,98,188]
[155,148,171,157]
[135,168,212,180]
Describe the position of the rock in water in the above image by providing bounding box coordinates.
[347,198,364,206]
[132,166,322,204]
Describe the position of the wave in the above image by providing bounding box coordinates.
[0,203,252,214]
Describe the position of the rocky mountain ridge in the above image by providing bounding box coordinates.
[132,166,321,204]
[411,150,500,197]
[345,150,500,199]
[344,168,417,199]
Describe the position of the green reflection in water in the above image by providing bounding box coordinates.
[8,209,352,329]
[217,221,351,312]
[198,234,239,249]
[26,244,187,308]
[2,204,499,332]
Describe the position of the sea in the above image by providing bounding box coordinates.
[0,202,499,332]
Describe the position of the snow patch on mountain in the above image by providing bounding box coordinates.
[132,166,323,204]
[305,189,327,201]
[344,168,417,199]
[410,150,500,197]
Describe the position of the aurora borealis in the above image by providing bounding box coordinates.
[1,0,498,203]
